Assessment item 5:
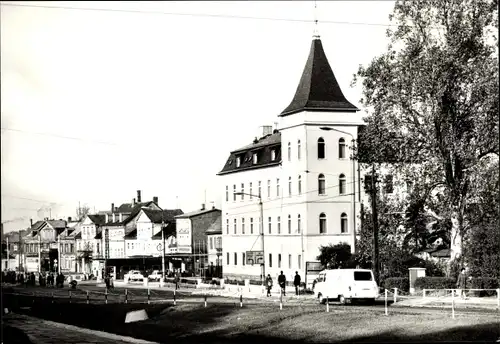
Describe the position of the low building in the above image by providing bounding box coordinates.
[205,213,222,278]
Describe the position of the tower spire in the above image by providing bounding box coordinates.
[313,0,320,39]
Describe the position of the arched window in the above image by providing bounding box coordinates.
[298,175,302,195]
[288,214,292,234]
[297,140,301,160]
[339,174,346,195]
[339,138,346,159]
[288,142,291,161]
[317,137,325,159]
[341,213,348,233]
[288,176,292,197]
[318,174,326,195]
[297,214,301,234]
[319,213,327,234]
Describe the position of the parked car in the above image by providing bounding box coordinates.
[148,270,163,282]
[125,270,144,282]
[314,269,379,305]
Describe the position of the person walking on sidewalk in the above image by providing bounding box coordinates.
[278,271,286,296]
[456,268,468,299]
[293,271,301,296]
[265,274,273,297]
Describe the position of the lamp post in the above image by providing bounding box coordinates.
[235,191,265,283]
[319,127,357,254]
[161,211,166,287]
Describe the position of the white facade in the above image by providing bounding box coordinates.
[108,226,126,258]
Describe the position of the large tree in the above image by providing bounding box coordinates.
[353,0,499,264]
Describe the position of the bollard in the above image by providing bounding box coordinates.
[147,288,150,305]
[497,289,500,309]
[384,289,388,316]
[51,292,54,304]
[204,294,207,308]
[423,289,426,299]
[240,294,243,308]
[279,289,283,310]
[326,296,329,313]
[452,289,455,319]
[125,289,128,304]
[105,288,108,304]
[87,290,90,304]
[69,290,72,303]
[394,288,398,303]
[173,289,176,306]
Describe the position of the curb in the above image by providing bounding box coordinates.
[13,313,160,344]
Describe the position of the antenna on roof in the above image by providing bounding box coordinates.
[313,0,320,39]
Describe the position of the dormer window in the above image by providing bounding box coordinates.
[236,156,241,167]
[271,149,276,161]
[252,153,258,164]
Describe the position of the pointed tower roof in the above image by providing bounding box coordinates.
[280,37,358,117]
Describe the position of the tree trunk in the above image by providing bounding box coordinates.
[450,204,465,263]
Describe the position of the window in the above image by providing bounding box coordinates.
[341,213,348,233]
[298,255,302,269]
[288,176,292,197]
[234,253,238,265]
[268,217,272,234]
[278,254,282,268]
[210,237,213,250]
[289,254,292,269]
[339,174,346,195]
[276,178,280,197]
[277,216,281,234]
[297,214,301,234]
[318,137,325,159]
[233,185,237,201]
[297,140,301,160]
[225,186,229,202]
[227,252,230,265]
[236,156,241,167]
[241,183,244,200]
[354,271,373,281]
[234,219,237,234]
[339,138,346,159]
[241,218,245,234]
[253,153,258,164]
[258,181,262,197]
[267,180,271,198]
[250,218,254,234]
[226,219,229,234]
[70,244,74,253]
[288,215,292,234]
[298,175,302,195]
[319,213,327,234]
[288,142,291,161]
[364,174,373,193]
[249,182,253,199]
[242,252,246,266]
[97,243,100,254]
[269,253,272,268]
[318,174,326,195]
[271,149,276,161]
[384,175,394,194]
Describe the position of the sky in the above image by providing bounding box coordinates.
[1,1,396,232]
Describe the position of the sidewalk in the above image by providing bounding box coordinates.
[392,295,499,310]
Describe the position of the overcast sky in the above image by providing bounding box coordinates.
[1,1,396,232]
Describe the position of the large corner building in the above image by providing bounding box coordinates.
[217,34,365,285]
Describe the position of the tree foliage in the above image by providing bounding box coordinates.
[76,204,91,221]
[317,243,356,269]
[353,0,499,262]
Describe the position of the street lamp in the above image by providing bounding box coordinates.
[319,126,357,254]
[234,191,265,284]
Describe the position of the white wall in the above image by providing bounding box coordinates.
[176,218,192,254]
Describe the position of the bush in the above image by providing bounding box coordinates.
[414,277,455,290]
[469,277,500,296]
[249,279,263,286]
[384,277,409,292]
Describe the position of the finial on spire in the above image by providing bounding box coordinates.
[313,0,320,39]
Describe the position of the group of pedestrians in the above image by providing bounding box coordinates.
[265,271,302,297]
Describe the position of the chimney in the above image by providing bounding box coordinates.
[111,203,114,213]
[259,125,273,138]
[133,198,136,205]
[30,219,33,227]
[137,190,142,203]
[201,203,205,210]
[153,196,158,204]
[67,217,72,222]
[119,213,123,222]
[112,213,116,222]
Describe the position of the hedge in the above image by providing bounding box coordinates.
[414,277,455,290]
[384,277,409,292]
[469,277,500,296]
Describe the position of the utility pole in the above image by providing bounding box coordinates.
[6,236,9,270]
[161,212,165,286]
[38,234,41,273]
[57,234,61,274]
[370,164,380,284]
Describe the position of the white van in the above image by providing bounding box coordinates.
[314,269,379,305]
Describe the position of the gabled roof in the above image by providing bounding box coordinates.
[205,214,222,235]
[88,215,106,226]
[218,132,282,175]
[124,229,137,239]
[143,208,184,223]
[151,222,177,239]
[174,208,219,219]
[46,220,67,229]
[280,37,358,117]
[122,201,158,225]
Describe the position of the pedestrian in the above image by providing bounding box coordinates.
[456,267,467,299]
[294,271,301,296]
[265,274,273,297]
[278,271,286,296]
[174,271,180,290]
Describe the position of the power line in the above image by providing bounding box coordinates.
[0,2,446,29]
[1,127,119,146]
[0,194,58,204]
